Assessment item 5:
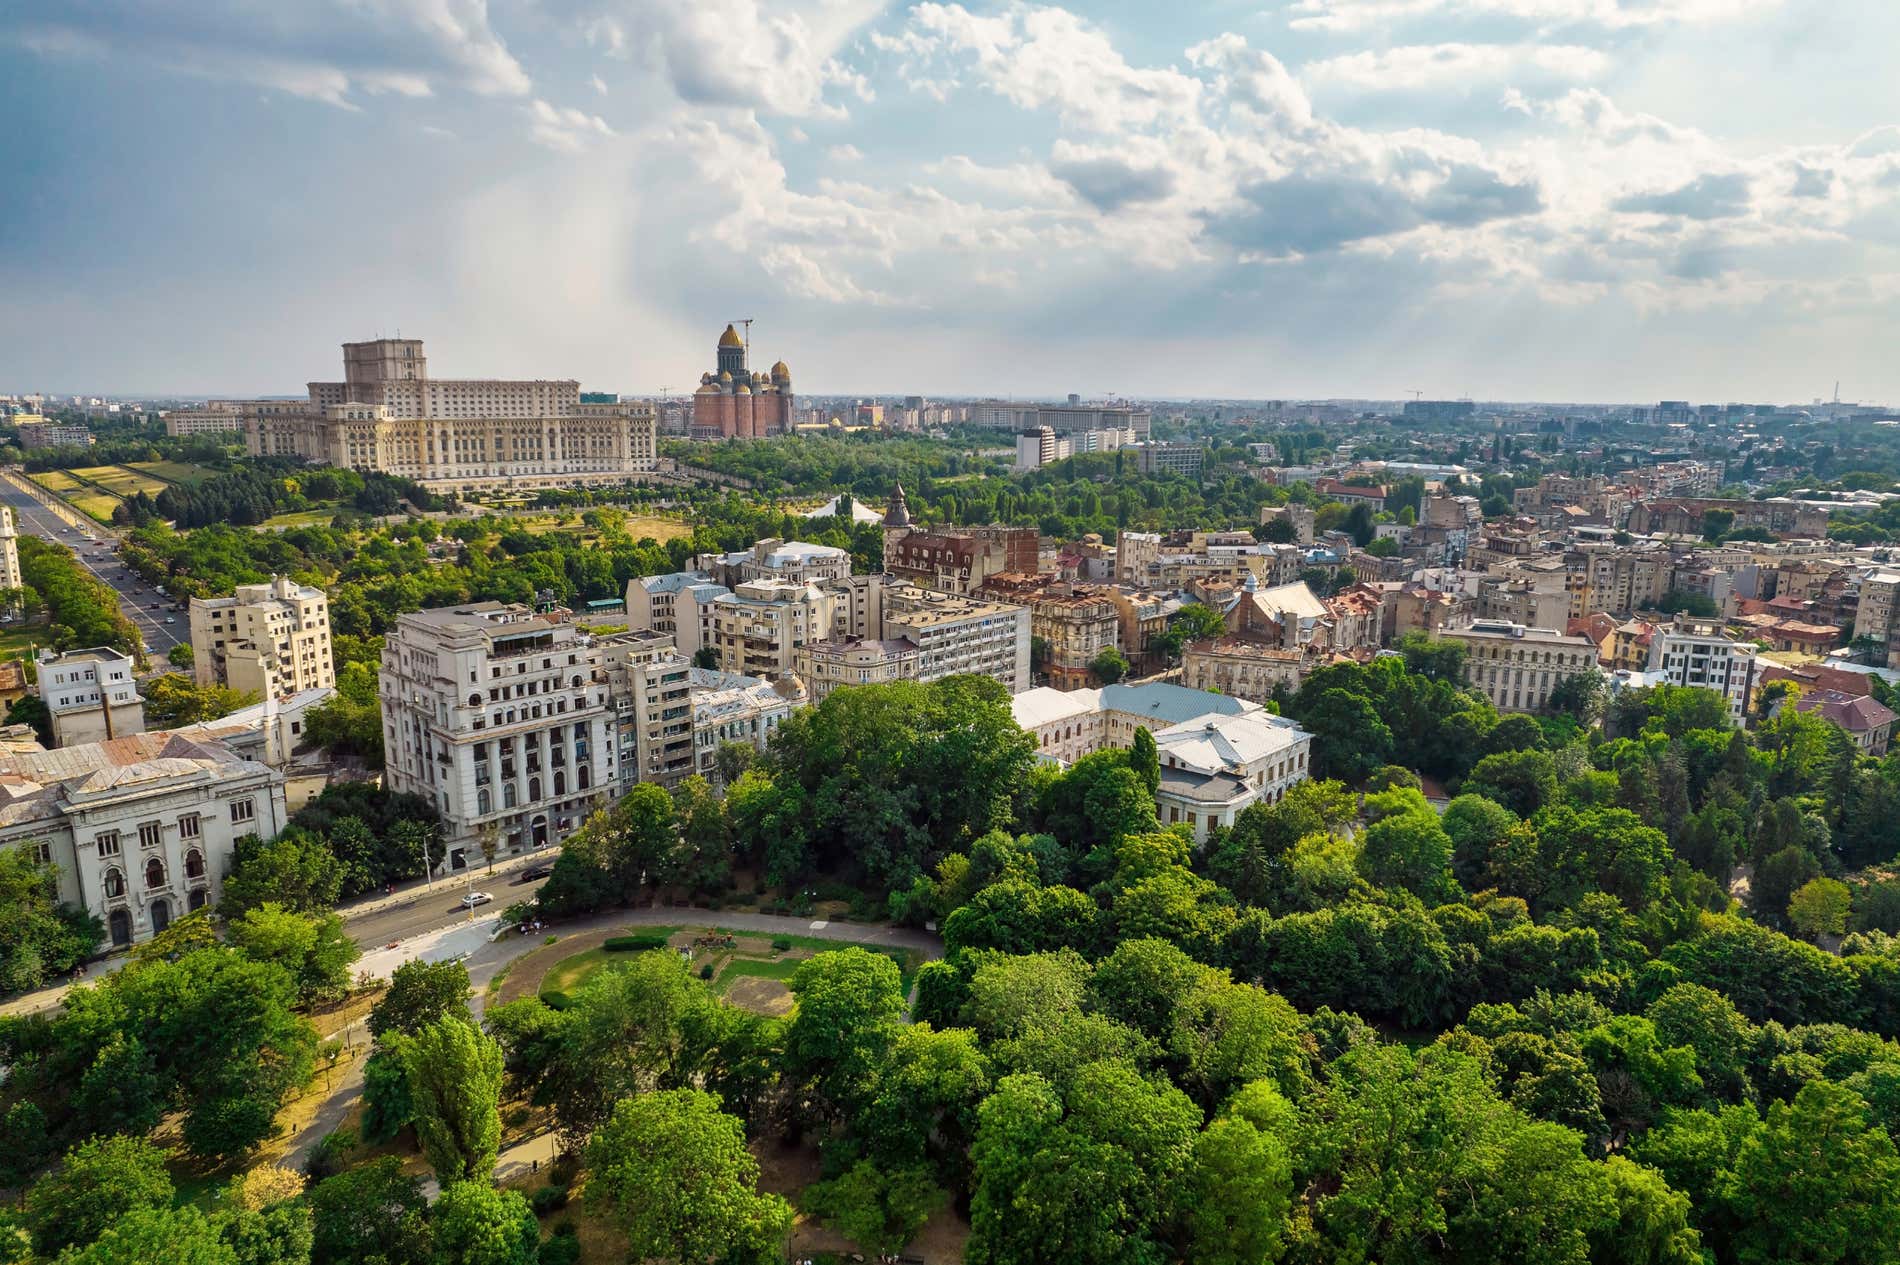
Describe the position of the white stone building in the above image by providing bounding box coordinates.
[1443,621,1603,714]
[0,733,288,949]
[0,507,20,594]
[1645,615,1759,725]
[37,647,145,748]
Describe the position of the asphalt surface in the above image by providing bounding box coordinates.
[0,476,188,657]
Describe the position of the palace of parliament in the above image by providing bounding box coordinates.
[239,338,661,490]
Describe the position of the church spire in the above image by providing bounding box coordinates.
[883,481,911,528]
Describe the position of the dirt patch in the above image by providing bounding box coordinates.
[724,975,795,1016]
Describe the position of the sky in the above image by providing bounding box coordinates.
[5,0,1900,404]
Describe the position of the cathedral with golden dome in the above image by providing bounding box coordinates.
[691,323,793,439]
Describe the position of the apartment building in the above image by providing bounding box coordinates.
[0,732,287,949]
[881,584,1031,692]
[0,507,19,594]
[381,604,613,859]
[1257,503,1316,544]
[1645,615,1758,724]
[690,668,804,782]
[708,580,839,679]
[1443,621,1602,714]
[1853,570,1900,669]
[36,647,145,748]
[1132,442,1205,477]
[14,417,92,449]
[189,576,336,698]
[976,575,1121,689]
[1181,637,1308,703]
[700,538,853,587]
[796,637,922,701]
[593,630,696,791]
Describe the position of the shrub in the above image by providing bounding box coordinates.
[530,1184,570,1216]
[543,935,557,945]
[603,935,668,953]
[771,937,793,953]
[305,1128,358,1181]
[539,1227,581,1265]
[541,990,572,1011]
[698,963,715,980]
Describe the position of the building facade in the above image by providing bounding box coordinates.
[1443,621,1602,714]
[244,338,658,489]
[381,604,613,860]
[189,576,336,698]
[1645,616,1758,724]
[37,648,146,748]
[0,507,19,594]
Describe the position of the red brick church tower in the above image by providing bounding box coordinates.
[691,324,794,439]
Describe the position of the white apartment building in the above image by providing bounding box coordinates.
[36,647,146,748]
[0,507,20,594]
[381,604,613,860]
[1854,570,1900,670]
[882,585,1032,692]
[14,417,92,449]
[1645,616,1758,724]
[593,630,696,791]
[0,732,287,949]
[690,668,805,783]
[189,576,336,699]
[703,538,853,587]
[1443,621,1603,714]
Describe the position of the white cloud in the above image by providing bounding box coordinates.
[3,0,530,106]
[1302,42,1609,91]
[827,143,865,160]
[526,99,615,152]
[1284,0,1786,34]
[550,0,886,118]
[591,73,608,95]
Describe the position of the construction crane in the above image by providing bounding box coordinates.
[731,318,754,368]
[1411,389,1424,400]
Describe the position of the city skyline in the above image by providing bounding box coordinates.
[6,1,1900,401]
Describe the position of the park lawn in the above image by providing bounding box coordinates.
[29,470,85,493]
[126,460,218,484]
[538,927,684,999]
[70,492,122,523]
[0,625,47,660]
[713,956,803,994]
[73,465,168,497]
[622,514,691,543]
[260,507,340,529]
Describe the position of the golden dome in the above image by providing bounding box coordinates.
[718,369,732,381]
[736,384,752,395]
[718,324,744,349]
[770,360,790,378]
[694,382,718,394]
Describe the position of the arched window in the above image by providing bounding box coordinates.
[504,783,518,808]
[477,788,491,815]
[553,770,566,796]
[572,674,584,689]
[469,693,482,707]
[184,849,205,879]
[577,765,591,791]
[188,888,208,911]
[145,858,166,890]
[103,867,125,898]
[528,777,541,801]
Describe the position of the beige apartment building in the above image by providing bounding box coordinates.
[0,507,20,594]
[797,637,922,701]
[190,577,336,699]
[161,401,251,437]
[709,580,840,679]
[36,647,146,748]
[1443,620,1602,714]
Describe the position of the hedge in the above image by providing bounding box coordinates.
[603,935,670,953]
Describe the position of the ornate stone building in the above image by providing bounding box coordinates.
[691,324,794,439]
[243,338,657,490]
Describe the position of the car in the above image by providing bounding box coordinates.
[461,891,493,908]
[164,617,175,625]
[517,864,554,883]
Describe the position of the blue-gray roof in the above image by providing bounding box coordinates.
[1098,682,1253,726]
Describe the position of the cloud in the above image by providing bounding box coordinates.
[1613,172,1753,219]
[1049,151,1179,211]
[554,0,885,118]
[3,0,530,106]
[827,143,865,161]
[1283,0,1786,34]
[526,99,615,152]
[1301,42,1609,91]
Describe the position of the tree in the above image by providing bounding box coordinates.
[585,1090,793,1265]
[168,642,197,668]
[141,672,258,727]
[1465,749,1559,818]
[1723,1081,1900,1265]
[1790,877,1853,941]
[58,1206,238,1265]
[1549,672,1608,723]
[24,1134,174,1257]
[370,958,472,1039]
[227,903,360,1006]
[1129,726,1159,797]
[430,1182,539,1265]
[1089,646,1130,683]
[1358,809,1458,901]
[1298,688,1393,783]
[220,830,346,917]
[1397,631,1467,683]
[1183,1115,1292,1265]
[785,948,904,1121]
[308,1157,431,1265]
[1752,846,1821,931]
[402,1016,503,1183]
[0,846,101,993]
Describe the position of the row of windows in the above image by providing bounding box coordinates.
[102,850,206,898]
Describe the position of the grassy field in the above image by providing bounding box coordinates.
[73,465,170,497]
[623,514,691,543]
[126,460,219,485]
[70,493,122,523]
[28,470,85,494]
[0,625,47,660]
[713,956,802,992]
[261,508,340,529]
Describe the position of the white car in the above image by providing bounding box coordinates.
[461,891,493,908]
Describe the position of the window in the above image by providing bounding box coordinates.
[138,821,163,850]
[230,799,255,824]
[185,849,205,879]
[145,858,167,890]
[104,867,125,898]
[96,831,121,857]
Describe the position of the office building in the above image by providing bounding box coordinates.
[1443,621,1602,714]
[1132,442,1204,477]
[36,647,145,748]
[244,337,658,489]
[189,576,336,699]
[161,401,251,437]
[1645,615,1758,725]
[881,584,1032,692]
[0,732,287,949]
[381,603,613,860]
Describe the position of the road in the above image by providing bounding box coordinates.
[0,474,188,658]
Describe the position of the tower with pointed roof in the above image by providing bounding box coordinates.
[882,482,912,566]
[692,323,794,440]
